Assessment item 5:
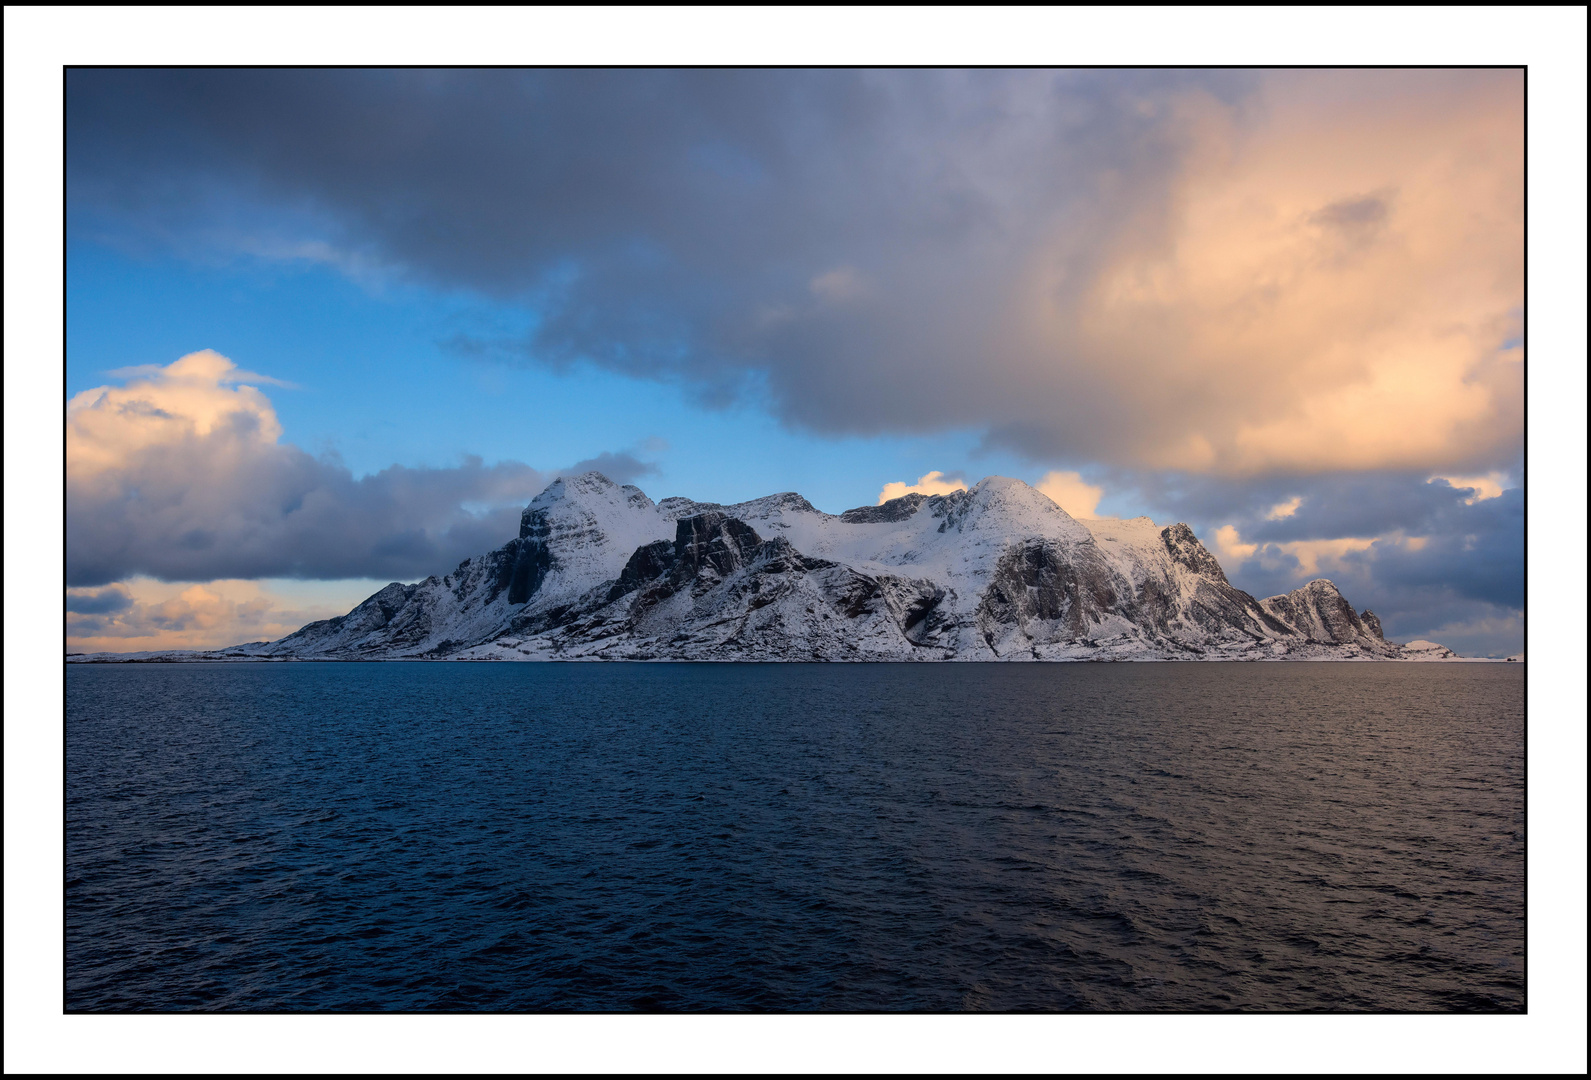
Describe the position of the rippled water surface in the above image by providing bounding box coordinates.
[65,662,1524,1011]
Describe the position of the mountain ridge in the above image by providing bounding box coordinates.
[69,471,1469,662]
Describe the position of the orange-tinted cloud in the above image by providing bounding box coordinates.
[1035,471,1105,519]
[1006,70,1522,474]
[65,577,385,654]
[877,470,967,504]
[1431,472,1511,504]
[67,349,281,480]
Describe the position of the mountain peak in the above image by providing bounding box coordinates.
[529,471,655,513]
[944,475,1092,542]
[969,474,1029,494]
[538,470,614,498]
[1160,522,1228,582]
[1263,578,1345,604]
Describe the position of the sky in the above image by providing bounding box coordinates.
[63,67,1526,655]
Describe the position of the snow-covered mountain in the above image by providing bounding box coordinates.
[118,470,1454,662]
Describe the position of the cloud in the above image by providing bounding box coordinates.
[1222,530,1381,578]
[1130,468,1521,549]
[565,450,660,486]
[1432,472,1512,504]
[877,470,967,504]
[1202,481,1523,654]
[1309,191,1391,236]
[65,577,388,653]
[1035,471,1105,519]
[1105,466,1522,654]
[1213,524,1257,563]
[809,266,871,304]
[68,349,282,476]
[67,69,1522,478]
[1414,610,1525,660]
[1335,489,1523,611]
[64,583,134,615]
[66,351,647,586]
[67,582,263,643]
[1266,496,1302,520]
[104,361,298,387]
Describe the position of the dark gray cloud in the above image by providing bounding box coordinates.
[64,583,134,614]
[565,450,659,486]
[1131,468,1521,551]
[1128,469,1524,653]
[69,69,1243,293]
[67,429,551,586]
[1336,488,1523,609]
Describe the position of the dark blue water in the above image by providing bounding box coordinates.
[65,662,1524,1011]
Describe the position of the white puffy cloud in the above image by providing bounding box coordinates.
[68,349,282,479]
[876,470,967,504]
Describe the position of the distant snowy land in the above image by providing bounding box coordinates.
[70,472,1496,663]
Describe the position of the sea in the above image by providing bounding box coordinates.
[64,662,1524,1012]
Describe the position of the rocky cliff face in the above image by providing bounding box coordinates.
[213,471,1435,662]
[1259,579,1393,652]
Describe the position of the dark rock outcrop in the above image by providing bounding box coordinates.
[1261,580,1392,652]
[840,493,929,524]
[977,539,1120,644]
[1161,523,1229,584]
